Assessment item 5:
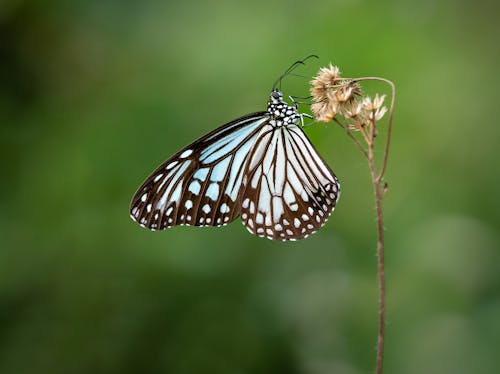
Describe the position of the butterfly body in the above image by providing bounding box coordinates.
[130,90,340,241]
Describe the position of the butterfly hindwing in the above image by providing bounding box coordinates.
[130,113,268,230]
[239,123,340,241]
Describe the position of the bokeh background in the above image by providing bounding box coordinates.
[1,0,499,373]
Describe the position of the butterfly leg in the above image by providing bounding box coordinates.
[298,113,314,127]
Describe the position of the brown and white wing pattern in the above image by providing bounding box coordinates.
[130,113,268,230]
[130,89,341,241]
[239,123,340,241]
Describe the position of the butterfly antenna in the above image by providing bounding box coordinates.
[272,54,319,91]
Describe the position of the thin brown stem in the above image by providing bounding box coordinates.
[366,119,386,374]
[374,181,385,374]
[339,77,394,374]
[311,68,393,374]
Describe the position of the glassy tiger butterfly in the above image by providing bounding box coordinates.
[130,65,340,241]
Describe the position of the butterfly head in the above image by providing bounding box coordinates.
[269,89,284,104]
[267,89,300,126]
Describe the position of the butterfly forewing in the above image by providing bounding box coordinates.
[130,113,268,229]
[239,124,340,241]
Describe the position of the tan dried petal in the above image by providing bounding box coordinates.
[373,94,386,109]
[310,64,342,101]
[342,102,362,119]
[336,85,354,103]
[363,94,385,111]
[374,106,387,121]
[362,96,375,111]
[315,64,340,85]
[347,119,364,131]
[311,100,338,123]
[311,84,328,102]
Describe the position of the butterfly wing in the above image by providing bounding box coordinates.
[240,124,340,241]
[130,112,269,230]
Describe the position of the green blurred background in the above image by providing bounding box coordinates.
[1,0,499,373]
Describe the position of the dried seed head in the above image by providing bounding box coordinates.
[311,100,338,123]
[347,119,365,132]
[313,64,341,87]
[363,94,386,111]
[363,94,387,122]
[342,101,362,119]
[374,106,387,121]
[310,65,363,123]
[334,81,362,103]
[310,63,342,102]
[374,94,386,109]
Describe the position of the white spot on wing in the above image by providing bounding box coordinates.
[242,198,250,209]
[206,183,219,201]
[170,182,182,203]
[272,197,284,222]
[158,160,191,209]
[166,161,178,170]
[180,149,193,158]
[283,183,295,205]
[188,180,201,195]
[193,168,209,181]
[256,213,264,224]
[258,178,271,214]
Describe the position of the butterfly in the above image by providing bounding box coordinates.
[130,89,340,241]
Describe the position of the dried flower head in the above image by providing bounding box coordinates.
[311,64,341,87]
[342,101,362,119]
[310,64,363,123]
[311,100,338,123]
[310,63,341,102]
[363,94,387,122]
[363,94,386,111]
[333,81,362,103]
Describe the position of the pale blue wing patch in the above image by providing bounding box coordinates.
[130,114,268,230]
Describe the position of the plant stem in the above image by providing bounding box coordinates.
[367,121,385,374]
[373,177,385,374]
[315,73,395,374]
